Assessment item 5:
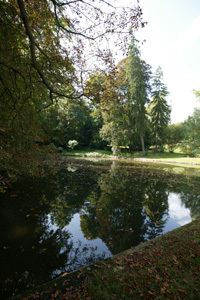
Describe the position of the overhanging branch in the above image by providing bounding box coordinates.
[17,0,76,102]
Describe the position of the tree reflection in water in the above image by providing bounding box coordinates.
[0,179,72,299]
[143,180,169,239]
[81,161,170,253]
[1,159,200,298]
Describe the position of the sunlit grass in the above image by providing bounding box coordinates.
[62,148,112,157]
[61,147,200,165]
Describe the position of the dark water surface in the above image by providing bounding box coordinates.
[1,158,200,299]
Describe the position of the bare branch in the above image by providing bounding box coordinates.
[17,0,36,64]
[52,2,96,40]
[51,0,81,7]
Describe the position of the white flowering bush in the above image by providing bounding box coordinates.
[68,140,78,150]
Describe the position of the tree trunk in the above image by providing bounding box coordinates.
[140,126,145,156]
[111,144,120,157]
[155,132,158,152]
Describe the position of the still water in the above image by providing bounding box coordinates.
[0,158,200,298]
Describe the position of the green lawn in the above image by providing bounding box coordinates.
[62,148,113,157]
[61,148,200,165]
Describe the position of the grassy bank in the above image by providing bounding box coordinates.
[61,148,113,158]
[14,219,200,300]
[61,148,200,165]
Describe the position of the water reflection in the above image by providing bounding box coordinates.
[95,162,148,254]
[168,193,191,227]
[144,180,169,239]
[0,177,74,299]
[64,213,111,272]
[0,159,200,298]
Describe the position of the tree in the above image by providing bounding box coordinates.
[194,88,200,101]
[85,73,106,107]
[0,0,75,176]
[86,68,129,155]
[182,108,200,156]
[42,99,93,148]
[179,88,200,157]
[90,108,107,149]
[149,66,171,151]
[85,55,152,155]
[165,123,184,153]
[99,71,127,155]
[0,0,144,177]
[125,39,151,156]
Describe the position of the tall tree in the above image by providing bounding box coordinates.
[126,40,151,156]
[85,68,129,155]
[99,71,127,156]
[85,57,152,155]
[149,66,171,151]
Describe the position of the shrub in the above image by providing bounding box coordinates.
[68,140,79,150]
[58,147,64,153]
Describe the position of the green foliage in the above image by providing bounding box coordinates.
[0,0,75,177]
[179,91,200,157]
[42,100,94,148]
[194,88,200,101]
[0,0,143,178]
[149,66,171,150]
[86,47,152,156]
[125,39,152,156]
[165,123,185,153]
[61,148,112,157]
[85,73,106,106]
[89,109,107,149]
[100,93,128,156]
[181,108,200,156]
[87,69,129,155]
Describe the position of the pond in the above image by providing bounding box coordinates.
[0,158,200,299]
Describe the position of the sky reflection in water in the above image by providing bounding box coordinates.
[0,159,199,299]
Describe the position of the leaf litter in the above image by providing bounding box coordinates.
[14,219,200,300]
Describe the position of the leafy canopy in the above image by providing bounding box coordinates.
[0,0,145,176]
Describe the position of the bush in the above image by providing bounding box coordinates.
[190,149,200,157]
[58,147,64,153]
[68,140,79,150]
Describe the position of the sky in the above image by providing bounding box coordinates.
[132,0,200,123]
